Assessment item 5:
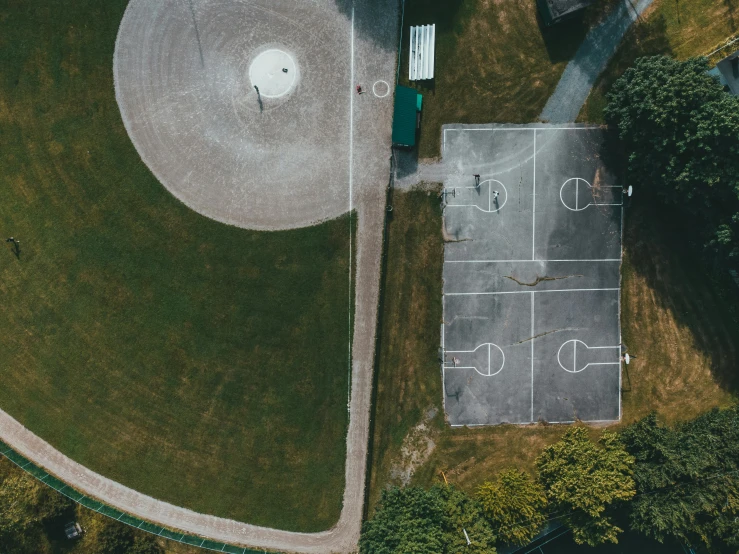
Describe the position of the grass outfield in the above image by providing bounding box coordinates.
[578,0,739,123]
[398,0,617,158]
[0,1,352,532]
[367,189,738,512]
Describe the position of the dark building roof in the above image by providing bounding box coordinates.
[537,0,596,25]
[714,50,739,95]
[392,86,419,147]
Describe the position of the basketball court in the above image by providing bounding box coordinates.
[441,124,624,426]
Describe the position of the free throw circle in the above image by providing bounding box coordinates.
[559,178,591,212]
[481,179,508,212]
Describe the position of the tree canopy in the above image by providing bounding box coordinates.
[621,408,739,550]
[477,468,548,546]
[360,485,496,554]
[604,55,739,260]
[536,427,635,546]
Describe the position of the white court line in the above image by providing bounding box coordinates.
[443,342,505,377]
[560,178,623,211]
[441,298,447,415]
[530,291,534,422]
[557,340,621,373]
[445,180,508,213]
[346,6,354,407]
[619,201,624,421]
[442,126,598,153]
[445,288,619,296]
[445,259,622,263]
[449,418,619,427]
[532,130,536,260]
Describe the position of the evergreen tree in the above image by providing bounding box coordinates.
[621,409,739,550]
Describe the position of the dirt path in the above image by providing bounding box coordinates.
[0,0,398,552]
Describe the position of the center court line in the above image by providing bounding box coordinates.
[445,288,619,296]
[445,259,621,263]
[532,130,536,261]
[530,291,534,423]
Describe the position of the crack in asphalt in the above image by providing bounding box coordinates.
[515,327,580,344]
[505,274,583,287]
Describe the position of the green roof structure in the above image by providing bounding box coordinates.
[392,85,419,147]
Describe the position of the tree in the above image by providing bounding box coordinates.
[0,470,73,553]
[604,55,739,260]
[536,427,635,546]
[360,485,496,554]
[477,469,548,546]
[93,519,163,554]
[621,409,739,550]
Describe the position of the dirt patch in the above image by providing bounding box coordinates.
[389,407,439,486]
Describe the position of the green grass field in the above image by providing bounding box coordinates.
[0,1,352,532]
[399,0,617,158]
[367,190,739,512]
[579,0,739,122]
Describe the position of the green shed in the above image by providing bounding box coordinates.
[392,85,421,147]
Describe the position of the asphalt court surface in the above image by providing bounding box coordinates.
[441,124,623,425]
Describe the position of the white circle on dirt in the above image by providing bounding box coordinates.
[372,80,390,98]
[249,49,297,98]
[559,178,591,212]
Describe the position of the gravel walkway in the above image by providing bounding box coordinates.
[539,0,655,123]
[0,0,398,552]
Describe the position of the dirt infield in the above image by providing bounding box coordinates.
[114,0,354,230]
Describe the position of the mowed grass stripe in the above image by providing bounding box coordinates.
[0,1,351,532]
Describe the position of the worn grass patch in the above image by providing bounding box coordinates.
[0,1,351,532]
[579,0,739,123]
[367,190,738,511]
[399,0,617,158]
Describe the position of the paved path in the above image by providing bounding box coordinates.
[0,0,398,552]
[539,0,655,123]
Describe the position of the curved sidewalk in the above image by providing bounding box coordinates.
[539,0,655,123]
[0,0,398,552]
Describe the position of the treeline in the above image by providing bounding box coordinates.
[0,457,163,554]
[604,55,739,267]
[360,407,739,553]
